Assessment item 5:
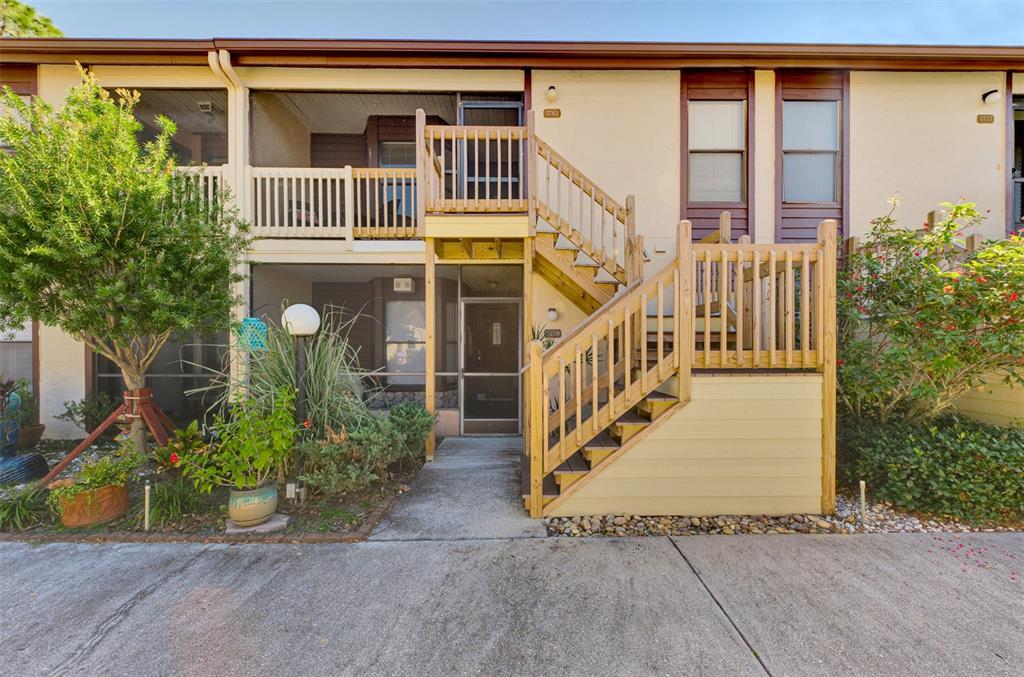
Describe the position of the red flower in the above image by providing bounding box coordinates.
[836,359,844,367]
[169,452,180,465]
[915,321,924,328]
[946,324,956,331]
[1007,292,1020,302]
[303,419,311,429]
[975,276,987,284]
[943,285,954,293]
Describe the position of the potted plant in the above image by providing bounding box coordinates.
[15,381,45,449]
[180,389,295,527]
[47,445,141,528]
[0,377,20,454]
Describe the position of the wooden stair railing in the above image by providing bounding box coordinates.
[525,221,693,517]
[524,220,838,517]
[416,109,639,291]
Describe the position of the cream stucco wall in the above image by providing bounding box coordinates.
[251,92,310,167]
[532,70,681,259]
[849,71,1007,240]
[530,272,588,340]
[37,326,87,438]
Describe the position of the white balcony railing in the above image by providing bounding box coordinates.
[248,166,418,239]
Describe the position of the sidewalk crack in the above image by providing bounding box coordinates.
[668,537,773,676]
[50,547,208,675]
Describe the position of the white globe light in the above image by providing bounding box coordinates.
[282,303,321,337]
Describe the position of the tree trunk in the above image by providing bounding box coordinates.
[122,368,147,454]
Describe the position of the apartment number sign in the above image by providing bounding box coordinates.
[543,108,561,118]
[976,114,995,124]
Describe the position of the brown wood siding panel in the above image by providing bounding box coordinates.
[0,63,37,95]
[681,70,754,240]
[776,70,847,243]
[310,133,367,167]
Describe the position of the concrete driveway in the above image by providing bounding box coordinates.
[1,435,1021,675]
[2,534,1021,675]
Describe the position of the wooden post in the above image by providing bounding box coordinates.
[528,340,545,517]
[424,236,436,461]
[818,220,838,514]
[676,220,693,404]
[415,109,427,236]
[526,110,537,236]
[522,236,534,456]
[718,211,732,244]
[625,194,637,283]
[344,165,354,243]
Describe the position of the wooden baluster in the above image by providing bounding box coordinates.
[719,249,728,368]
[591,332,600,428]
[752,249,761,367]
[507,130,513,203]
[574,344,583,445]
[735,248,745,366]
[639,292,649,392]
[801,250,811,367]
[769,250,777,368]
[703,250,712,367]
[672,268,680,370]
[623,308,632,396]
[558,358,567,457]
[607,317,616,417]
[484,130,491,202]
[656,281,665,378]
[815,245,825,366]
[496,129,503,204]
[542,364,551,466]
[785,249,794,367]
[462,128,469,207]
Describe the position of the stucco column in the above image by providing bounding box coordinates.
[753,70,776,243]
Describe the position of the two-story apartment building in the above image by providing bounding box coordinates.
[2,39,1022,517]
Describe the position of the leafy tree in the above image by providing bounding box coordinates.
[838,200,1024,424]
[0,0,61,37]
[0,68,249,450]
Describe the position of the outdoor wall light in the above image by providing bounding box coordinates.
[981,89,1002,105]
[282,303,321,337]
[547,307,559,321]
[546,85,558,103]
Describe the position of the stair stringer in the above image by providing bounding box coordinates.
[533,235,616,313]
[541,396,688,517]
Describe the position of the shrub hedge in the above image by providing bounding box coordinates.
[839,414,1024,523]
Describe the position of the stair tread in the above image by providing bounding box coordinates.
[615,411,650,425]
[644,392,677,402]
[585,431,620,450]
[520,453,558,497]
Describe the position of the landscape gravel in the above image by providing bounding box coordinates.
[544,493,1022,537]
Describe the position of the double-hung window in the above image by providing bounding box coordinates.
[687,100,746,203]
[782,100,840,203]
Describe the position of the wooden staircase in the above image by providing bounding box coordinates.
[522,222,695,516]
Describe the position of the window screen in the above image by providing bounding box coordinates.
[688,100,745,203]
[782,100,839,203]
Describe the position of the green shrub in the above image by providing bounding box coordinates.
[0,486,47,531]
[299,413,421,496]
[148,476,203,526]
[56,392,122,435]
[179,389,296,492]
[387,402,434,462]
[838,201,1024,424]
[839,414,1024,522]
[47,443,142,514]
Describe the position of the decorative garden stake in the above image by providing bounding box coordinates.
[860,480,868,526]
[144,480,151,531]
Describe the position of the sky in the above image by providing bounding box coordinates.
[24,0,1024,45]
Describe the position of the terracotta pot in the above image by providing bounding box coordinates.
[18,424,45,449]
[227,485,278,527]
[59,484,129,528]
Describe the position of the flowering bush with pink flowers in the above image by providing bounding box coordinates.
[838,200,1024,424]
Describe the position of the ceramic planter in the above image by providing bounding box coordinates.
[228,485,278,527]
[18,424,45,449]
[59,484,129,528]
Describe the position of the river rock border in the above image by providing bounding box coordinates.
[544,494,1021,537]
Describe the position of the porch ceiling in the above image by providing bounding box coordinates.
[262,91,457,134]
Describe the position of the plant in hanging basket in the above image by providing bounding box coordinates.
[47,445,142,528]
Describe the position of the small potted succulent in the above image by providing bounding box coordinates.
[47,445,141,528]
[15,381,46,449]
[179,389,295,527]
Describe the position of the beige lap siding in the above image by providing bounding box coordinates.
[954,378,1024,427]
[549,374,823,517]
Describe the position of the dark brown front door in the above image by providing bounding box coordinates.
[461,300,520,434]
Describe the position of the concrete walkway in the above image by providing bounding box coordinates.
[2,438,1022,675]
[370,436,545,541]
[1,534,1021,676]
